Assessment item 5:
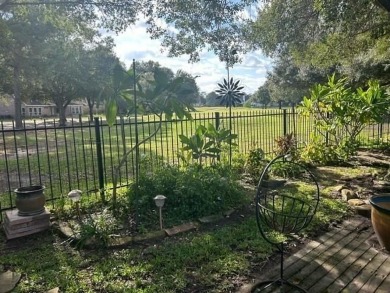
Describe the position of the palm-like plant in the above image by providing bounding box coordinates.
[215,77,245,107]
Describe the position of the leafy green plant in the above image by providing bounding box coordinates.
[179,123,237,166]
[269,161,304,178]
[78,208,118,248]
[299,75,390,162]
[300,134,360,166]
[300,135,337,165]
[127,164,246,229]
[245,147,268,183]
[105,64,194,211]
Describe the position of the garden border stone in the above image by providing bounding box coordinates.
[55,210,232,249]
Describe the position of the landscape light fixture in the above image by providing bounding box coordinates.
[154,195,166,230]
[68,189,82,218]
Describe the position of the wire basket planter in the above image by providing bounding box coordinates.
[252,154,320,293]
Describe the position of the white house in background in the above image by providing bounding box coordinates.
[0,95,86,118]
[21,100,57,117]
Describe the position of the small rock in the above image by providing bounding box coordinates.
[165,222,198,236]
[46,288,60,293]
[334,185,345,192]
[328,190,340,199]
[223,209,235,217]
[341,189,357,201]
[0,270,21,293]
[348,199,365,206]
[198,214,223,223]
[373,180,390,186]
[355,173,373,180]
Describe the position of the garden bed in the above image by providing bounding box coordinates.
[0,158,387,292]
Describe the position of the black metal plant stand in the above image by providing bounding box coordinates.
[252,154,320,293]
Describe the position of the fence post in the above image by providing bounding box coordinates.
[215,112,220,130]
[94,117,105,202]
[215,112,221,162]
[283,109,287,136]
[325,112,330,146]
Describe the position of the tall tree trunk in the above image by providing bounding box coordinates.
[87,97,94,122]
[58,104,67,126]
[13,54,23,129]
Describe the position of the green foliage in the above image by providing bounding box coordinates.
[300,135,339,165]
[299,76,390,162]
[269,161,305,179]
[245,147,268,183]
[78,208,118,248]
[127,164,246,229]
[251,84,271,106]
[249,0,390,83]
[105,63,194,126]
[143,1,257,63]
[179,123,237,166]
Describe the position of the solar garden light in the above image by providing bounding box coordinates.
[153,195,166,230]
[68,189,82,219]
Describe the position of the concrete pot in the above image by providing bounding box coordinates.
[14,185,45,216]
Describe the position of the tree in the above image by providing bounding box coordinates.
[173,71,200,106]
[78,38,121,121]
[106,61,195,211]
[36,27,105,126]
[2,1,256,63]
[143,0,258,62]
[262,53,331,106]
[251,83,271,107]
[248,0,390,85]
[299,75,390,161]
[0,6,61,127]
[0,4,95,127]
[205,91,220,106]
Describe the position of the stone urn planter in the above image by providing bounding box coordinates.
[14,185,45,216]
[370,194,390,251]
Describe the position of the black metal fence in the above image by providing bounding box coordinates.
[0,108,388,215]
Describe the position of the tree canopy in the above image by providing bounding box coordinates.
[249,0,390,86]
[1,0,258,63]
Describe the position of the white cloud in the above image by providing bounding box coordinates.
[111,20,273,94]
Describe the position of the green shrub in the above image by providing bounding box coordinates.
[245,147,268,183]
[269,161,305,178]
[300,135,359,165]
[78,208,118,248]
[299,76,390,163]
[127,164,246,229]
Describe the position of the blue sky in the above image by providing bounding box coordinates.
[111,20,273,94]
